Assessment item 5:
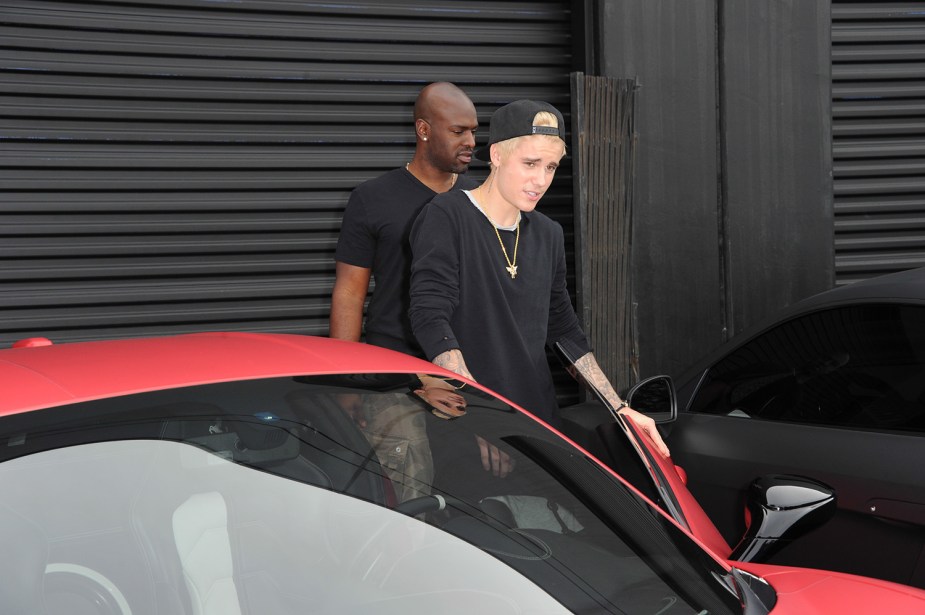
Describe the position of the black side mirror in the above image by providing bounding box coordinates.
[730,474,836,563]
[626,375,677,424]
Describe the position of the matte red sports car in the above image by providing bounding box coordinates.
[1,332,923,614]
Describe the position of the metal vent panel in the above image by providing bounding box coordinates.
[1,0,573,351]
[832,1,925,284]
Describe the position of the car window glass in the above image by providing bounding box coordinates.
[688,304,925,434]
[1,439,575,614]
[0,374,739,615]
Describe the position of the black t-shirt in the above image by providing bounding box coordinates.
[335,167,477,357]
[409,190,590,423]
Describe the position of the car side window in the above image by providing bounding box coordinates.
[688,304,925,434]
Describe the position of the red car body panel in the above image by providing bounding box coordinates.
[735,562,925,614]
[0,332,439,415]
[2,331,925,613]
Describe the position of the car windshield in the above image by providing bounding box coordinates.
[0,373,740,615]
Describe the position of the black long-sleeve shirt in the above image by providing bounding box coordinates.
[410,190,590,423]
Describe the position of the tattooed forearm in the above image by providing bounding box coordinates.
[574,352,627,410]
[573,353,671,457]
[433,349,474,381]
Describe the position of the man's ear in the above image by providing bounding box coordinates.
[415,118,429,142]
[489,142,503,167]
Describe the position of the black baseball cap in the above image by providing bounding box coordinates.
[474,99,566,161]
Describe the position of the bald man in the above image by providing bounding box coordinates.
[331,82,479,356]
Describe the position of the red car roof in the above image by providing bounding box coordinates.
[0,332,439,416]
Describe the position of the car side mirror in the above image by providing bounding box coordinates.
[730,474,836,563]
[626,375,677,424]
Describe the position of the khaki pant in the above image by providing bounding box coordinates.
[361,394,434,502]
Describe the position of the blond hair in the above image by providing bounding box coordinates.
[494,111,566,160]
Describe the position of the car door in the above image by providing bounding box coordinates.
[665,302,925,589]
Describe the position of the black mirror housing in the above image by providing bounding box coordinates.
[627,375,677,424]
[730,474,836,563]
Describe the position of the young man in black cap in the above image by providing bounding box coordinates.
[410,99,669,457]
[331,82,479,356]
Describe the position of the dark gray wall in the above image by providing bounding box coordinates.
[593,0,834,378]
[722,1,834,337]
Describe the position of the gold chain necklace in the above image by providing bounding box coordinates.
[406,162,457,187]
[484,211,520,279]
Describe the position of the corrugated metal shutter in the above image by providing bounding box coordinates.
[832,1,925,284]
[1,0,574,347]
[571,74,638,390]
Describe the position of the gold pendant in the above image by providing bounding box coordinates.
[506,265,518,279]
